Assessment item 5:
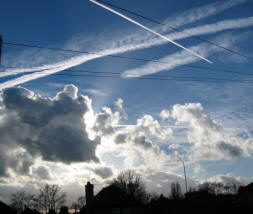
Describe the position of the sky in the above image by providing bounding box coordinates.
[0,0,253,206]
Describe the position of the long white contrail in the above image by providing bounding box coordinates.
[89,0,212,64]
[122,35,236,78]
[0,15,253,89]
[0,16,252,84]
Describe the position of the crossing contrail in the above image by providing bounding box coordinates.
[89,0,212,64]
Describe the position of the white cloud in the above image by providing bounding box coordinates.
[159,109,170,120]
[194,164,205,174]
[171,103,253,161]
[32,166,51,180]
[204,173,248,185]
[0,84,101,173]
[0,84,252,205]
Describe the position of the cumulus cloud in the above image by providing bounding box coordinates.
[0,144,34,177]
[159,110,170,120]
[91,166,113,179]
[93,107,120,136]
[142,170,197,194]
[194,164,205,174]
[171,103,253,161]
[0,84,101,175]
[114,114,173,151]
[0,84,252,206]
[32,166,51,180]
[205,173,248,185]
[115,98,127,119]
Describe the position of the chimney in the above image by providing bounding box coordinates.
[85,181,94,206]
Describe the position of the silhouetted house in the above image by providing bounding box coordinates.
[21,207,41,214]
[149,195,173,214]
[80,182,149,214]
[184,190,217,214]
[238,182,253,213]
[59,206,69,214]
[47,209,56,214]
[0,201,17,214]
[238,182,253,202]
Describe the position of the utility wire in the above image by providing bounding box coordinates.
[96,0,253,61]
[2,42,253,77]
[63,69,253,82]
[96,0,165,25]
[52,73,253,83]
[1,66,253,81]
[5,67,251,83]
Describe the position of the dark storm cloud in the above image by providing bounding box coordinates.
[0,85,101,177]
[33,166,51,180]
[92,166,113,179]
[93,108,117,136]
[0,144,33,177]
[217,141,243,158]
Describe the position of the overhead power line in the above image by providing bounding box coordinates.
[89,0,212,63]
[1,67,251,83]
[2,42,253,77]
[1,65,253,79]
[51,72,253,83]
[63,69,253,82]
[96,0,165,25]
[96,0,253,61]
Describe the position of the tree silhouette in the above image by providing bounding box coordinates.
[59,206,69,214]
[10,191,37,212]
[198,182,239,195]
[71,196,85,212]
[169,182,183,200]
[36,184,66,213]
[110,170,148,203]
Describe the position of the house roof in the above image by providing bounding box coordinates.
[91,185,143,208]
[21,207,41,214]
[239,182,253,194]
[0,201,17,214]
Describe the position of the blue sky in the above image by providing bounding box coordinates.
[0,0,253,205]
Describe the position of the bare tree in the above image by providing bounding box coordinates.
[110,170,147,203]
[169,182,183,200]
[36,184,66,213]
[10,191,26,212]
[71,196,86,212]
[10,191,37,212]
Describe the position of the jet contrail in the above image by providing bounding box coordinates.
[0,15,252,84]
[122,35,237,78]
[89,0,212,64]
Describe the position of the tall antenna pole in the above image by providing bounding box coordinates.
[182,160,188,193]
[177,156,188,193]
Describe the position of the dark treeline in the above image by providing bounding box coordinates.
[4,170,253,214]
